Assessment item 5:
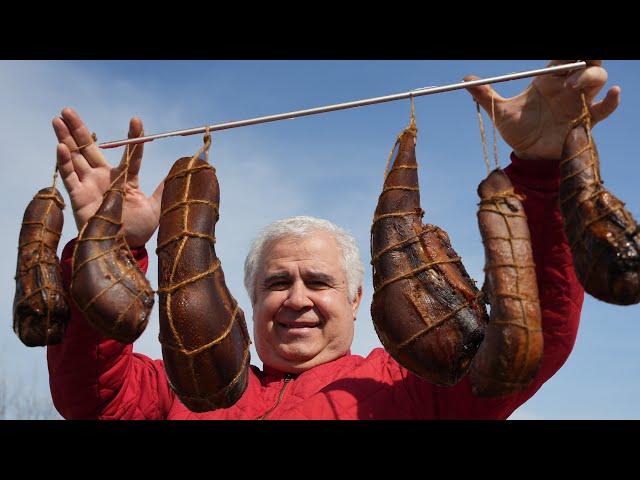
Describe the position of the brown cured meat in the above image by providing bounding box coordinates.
[13,187,69,346]
[469,169,543,397]
[370,124,487,386]
[71,169,154,343]
[157,156,251,412]
[560,117,640,305]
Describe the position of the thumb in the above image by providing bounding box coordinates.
[590,86,621,126]
[151,179,165,214]
[463,75,505,115]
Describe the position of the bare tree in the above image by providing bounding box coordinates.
[0,343,62,420]
[8,377,61,420]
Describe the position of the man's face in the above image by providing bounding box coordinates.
[252,230,362,373]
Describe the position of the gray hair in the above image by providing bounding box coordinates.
[244,216,364,303]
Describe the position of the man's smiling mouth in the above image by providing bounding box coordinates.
[277,321,320,329]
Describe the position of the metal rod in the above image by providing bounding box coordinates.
[98,61,587,150]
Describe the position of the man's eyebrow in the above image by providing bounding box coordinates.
[263,272,291,284]
[302,271,336,283]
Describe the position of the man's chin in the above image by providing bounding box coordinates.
[273,346,324,372]
[279,348,319,364]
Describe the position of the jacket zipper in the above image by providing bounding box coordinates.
[258,374,293,420]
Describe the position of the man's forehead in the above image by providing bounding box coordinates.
[261,257,339,275]
[259,233,343,276]
[264,232,340,258]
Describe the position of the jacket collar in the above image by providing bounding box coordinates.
[261,350,353,380]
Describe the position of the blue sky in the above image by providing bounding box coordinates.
[1,60,639,419]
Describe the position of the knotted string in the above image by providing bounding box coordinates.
[70,132,98,153]
[474,95,500,175]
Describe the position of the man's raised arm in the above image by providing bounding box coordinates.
[46,108,170,419]
[47,239,174,419]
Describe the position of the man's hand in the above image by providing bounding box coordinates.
[53,108,164,247]
[464,60,621,161]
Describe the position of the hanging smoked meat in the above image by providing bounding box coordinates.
[371,122,487,386]
[560,103,640,305]
[469,168,543,397]
[71,159,154,343]
[157,147,251,412]
[14,187,69,346]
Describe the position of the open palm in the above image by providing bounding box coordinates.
[53,108,164,248]
[465,60,621,161]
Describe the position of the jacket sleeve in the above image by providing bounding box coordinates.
[385,153,585,419]
[47,239,176,420]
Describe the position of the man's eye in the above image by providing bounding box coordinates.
[268,281,289,290]
[308,281,329,288]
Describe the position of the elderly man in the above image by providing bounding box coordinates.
[47,61,620,419]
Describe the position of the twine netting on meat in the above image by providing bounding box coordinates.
[17,169,64,252]
[474,96,537,289]
[560,93,602,183]
[395,298,480,351]
[371,102,484,353]
[156,130,250,360]
[155,131,218,295]
[476,192,541,386]
[70,133,151,328]
[559,93,640,290]
[373,98,469,286]
[473,99,543,387]
[477,194,536,275]
[155,129,251,405]
[13,164,67,343]
[381,96,418,185]
[560,93,636,250]
[374,98,421,226]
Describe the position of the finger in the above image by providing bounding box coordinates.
[463,75,506,116]
[60,107,108,168]
[565,66,608,101]
[546,59,602,68]
[544,60,603,81]
[120,117,145,180]
[52,116,91,177]
[590,86,621,125]
[56,143,81,191]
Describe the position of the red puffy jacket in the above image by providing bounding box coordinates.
[47,155,584,419]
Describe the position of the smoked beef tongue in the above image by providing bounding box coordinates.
[469,168,543,397]
[371,123,487,386]
[560,113,640,305]
[14,187,69,346]
[71,162,154,344]
[157,154,251,412]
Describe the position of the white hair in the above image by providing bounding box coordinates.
[244,216,364,303]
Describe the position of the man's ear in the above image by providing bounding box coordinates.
[351,286,363,321]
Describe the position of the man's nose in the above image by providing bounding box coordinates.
[283,280,313,310]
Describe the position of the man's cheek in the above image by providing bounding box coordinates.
[315,294,339,315]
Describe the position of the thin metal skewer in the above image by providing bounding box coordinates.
[99,61,587,150]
